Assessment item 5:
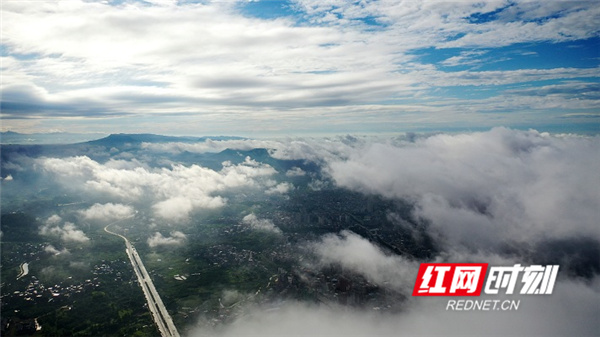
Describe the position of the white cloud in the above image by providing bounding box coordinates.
[427,67,600,87]
[80,203,135,221]
[40,216,89,243]
[1,1,392,115]
[309,230,417,292]
[152,196,225,222]
[142,139,282,154]
[308,178,329,191]
[143,136,366,164]
[40,155,278,221]
[242,213,282,234]
[192,198,600,336]
[60,222,90,242]
[46,214,62,225]
[439,50,488,67]
[285,167,306,177]
[295,0,599,49]
[327,128,600,249]
[2,1,597,133]
[147,231,187,248]
[265,182,293,195]
[44,244,70,255]
[189,275,600,336]
[268,136,368,162]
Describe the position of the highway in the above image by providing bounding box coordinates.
[104,224,180,337]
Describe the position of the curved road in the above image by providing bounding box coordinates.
[104,223,180,337]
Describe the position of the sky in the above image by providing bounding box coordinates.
[1,0,599,136]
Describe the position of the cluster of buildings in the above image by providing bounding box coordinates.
[0,317,41,335]
[199,244,260,268]
[7,276,101,304]
[1,243,46,269]
[1,258,130,313]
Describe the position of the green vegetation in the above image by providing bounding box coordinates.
[1,213,156,337]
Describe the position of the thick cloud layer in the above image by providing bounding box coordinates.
[182,128,600,336]
[308,230,417,292]
[40,156,278,221]
[327,128,600,249]
[190,274,600,336]
[190,234,600,337]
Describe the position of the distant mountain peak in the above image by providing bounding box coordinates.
[1,131,22,136]
[86,133,245,146]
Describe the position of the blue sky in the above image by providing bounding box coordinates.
[1,0,598,136]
